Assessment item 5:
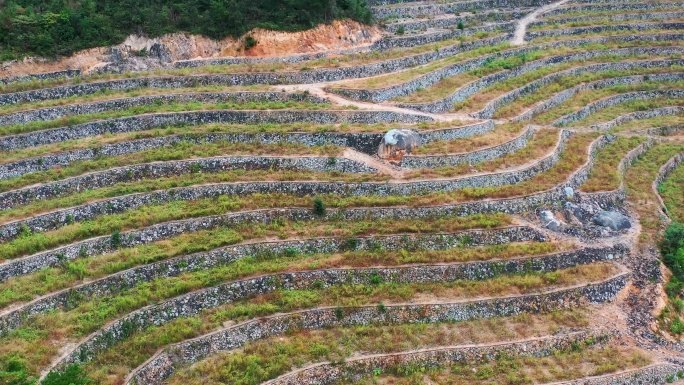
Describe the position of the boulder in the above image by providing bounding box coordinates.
[540,210,562,231]
[592,211,631,231]
[378,129,421,160]
[564,187,574,200]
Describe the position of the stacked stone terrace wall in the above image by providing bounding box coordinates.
[556,364,684,385]
[0,133,612,253]
[0,35,516,107]
[397,47,684,114]
[0,69,81,85]
[331,35,673,103]
[512,65,684,122]
[540,2,684,18]
[60,236,617,368]
[0,120,491,180]
[127,274,627,384]
[0,110,432,152]
[591,106,684,131]
[476,61,684,120]
[0,129,570,214]
[653,150,684,221]
[371,23,514,50]
[553,89,684,127]
[0,91,329,126]
[525,22,684,41]
[529,11,684,30]
[263,332,610,385]
[371,0,554,18]
[1,241,624,337]
[646,125,684,136]
[384,9,530,33]
[401,125,534,168]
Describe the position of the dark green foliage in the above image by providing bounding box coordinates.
[662,222,684,298]
[313,197,326,216]
[110,229,122,249]
[41,365,91,385]
[0,355,35,385]
[244,35,257,50]
[0,0,374,59]
[396,25,405,35]
[457,21,464,30]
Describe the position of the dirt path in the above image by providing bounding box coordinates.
[512,0,572,45]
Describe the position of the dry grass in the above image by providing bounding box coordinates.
[404,128,560,178]
[0,262,615,380]
[580,136,645,192]
[166,309,603,385]
[413,122,525,155]
[496,64,684,119]
[659,159,684,222]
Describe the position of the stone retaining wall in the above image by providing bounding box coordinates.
[56,238,619,368]
[401,125,535,168]
[555,364,683,385]
[384,9,529,33]
[0,155,378,209]
[0,132,610,255]
[263,333,610,385]
[646,125,684,136]
[1,241,624,338]
[512,64,684,122]
[0,120,490,181]
[653,150,684,221]
[553,89,684,127]
[0,110,432,152]
[530,11,684,30]
[0,91,329,126]
[372,0,554,19]
[590,107,684,131]
[526,22,684,41]
[476,60,684,120]
[327,35,684,104]
[0,34,514,107]
[371,23,513,50]
[126,273,628,384]
[540,2,684,18]
[397,47,684,114]
[0,128,569,213]
[0,69,81,85]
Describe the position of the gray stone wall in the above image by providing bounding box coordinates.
[645,125,684,136]
[540,2,684,18]
[590,107,684,131]
[0,91,329,126]
[401,125,534,168]
[555,364,684,385]
[476,60,684,120]
[372,0,554,19]
[0,34,512,107]
[525,22,684,41]
[0,110,432,151]
[0,69,81,85]
[530,11,684,30]
[396,47,684,114]
[653,150,684,221]
[327,35,684,104]
[0,120,490,181]
[126,273,628,385]
[0,128,568,213]
[54,231,611,369]
[262,332,611,385]
[0,155,377,209]
[0,133,612,254]
[371,23,513,51]
[512,64,684,122]
[1,242,624,338]
[384,9,530,33]
[553,89,684,127]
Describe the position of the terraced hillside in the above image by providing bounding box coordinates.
[1,0,684,384]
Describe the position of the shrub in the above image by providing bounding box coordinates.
[396,25,405,35]
[313,197,326,216]
[244,36,258,50]
[0,355,34,385]
[457,21,464,30]
[110,230,122,249]
[41,365,91,385]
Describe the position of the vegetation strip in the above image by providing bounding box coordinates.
[125,274,628,384]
